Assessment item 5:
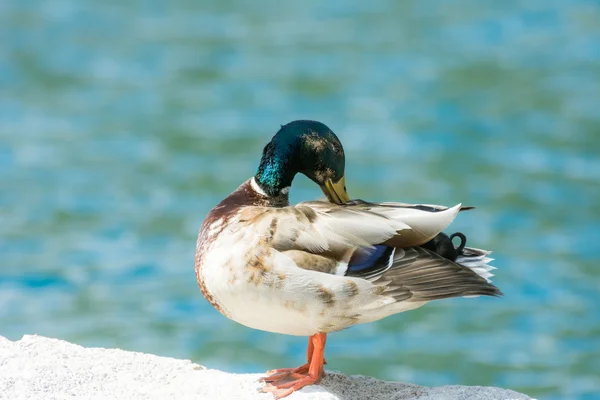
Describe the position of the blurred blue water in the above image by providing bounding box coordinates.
[1,1,599,399]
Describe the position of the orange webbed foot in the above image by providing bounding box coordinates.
[259,333,327,399]
[261,371,323,399]
[258,364,309,383]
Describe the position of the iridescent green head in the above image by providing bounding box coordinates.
[255,120,350,203]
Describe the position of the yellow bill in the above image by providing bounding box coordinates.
[320,176,350,204]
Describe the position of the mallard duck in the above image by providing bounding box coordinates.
[195,120,501,399]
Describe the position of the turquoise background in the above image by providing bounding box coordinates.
[2,1,599,399]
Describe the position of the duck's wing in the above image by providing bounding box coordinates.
[263,201,500,300]
[307,200,463,247]
[261,200,461,256]
[354,246,501,300]
[284,242,500,299]
[334,200,473,247]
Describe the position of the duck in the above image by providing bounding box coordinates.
[194,120,501,399]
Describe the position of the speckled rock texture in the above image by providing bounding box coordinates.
[0,335,531,400]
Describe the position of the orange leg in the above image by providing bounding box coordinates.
[259,333,327,399]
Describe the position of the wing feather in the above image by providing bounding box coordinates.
[372,247,502,301]
[246,199,499,302]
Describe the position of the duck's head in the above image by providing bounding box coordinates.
[255,120,350,203]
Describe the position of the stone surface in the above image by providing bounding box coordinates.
[0,335,531,400]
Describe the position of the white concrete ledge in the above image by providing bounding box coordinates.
[0,335,531,399]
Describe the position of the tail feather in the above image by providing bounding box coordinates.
[421,232,499,288]
[456,246,496,283]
